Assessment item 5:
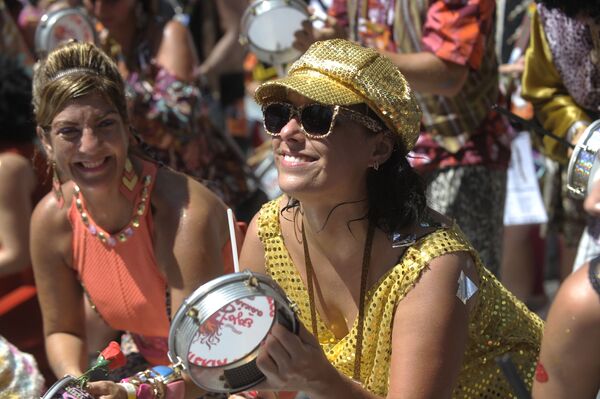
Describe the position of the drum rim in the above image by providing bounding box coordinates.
[41,375,77,398]
[35,7,97,55]
[240,0,309,65]
[168,271,292,360]
[566,119,600,198]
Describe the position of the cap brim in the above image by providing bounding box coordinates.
[255,69,364,106]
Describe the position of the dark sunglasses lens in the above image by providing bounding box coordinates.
[264,103,292,133]
[301,104,334,135]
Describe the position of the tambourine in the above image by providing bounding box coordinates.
[41,375,94,399]
[35,7,97,57]
[168,270,298,394]
[567,120,600,199]
[240,0,311,66]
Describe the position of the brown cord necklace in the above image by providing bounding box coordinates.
[301,220,375,381]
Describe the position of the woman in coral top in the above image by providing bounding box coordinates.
[237,40,543,399]
[31,41,234,399]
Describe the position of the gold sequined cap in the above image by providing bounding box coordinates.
[255,39,422,152]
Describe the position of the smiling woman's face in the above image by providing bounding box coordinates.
[270,91,381,202]
[41,91,129,194]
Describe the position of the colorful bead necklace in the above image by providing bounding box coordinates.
[72,174,152,247]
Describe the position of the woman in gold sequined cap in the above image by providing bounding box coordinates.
[255,38,422,154]
[239,39,543,398]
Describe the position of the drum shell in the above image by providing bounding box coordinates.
[240,0,309,66]
[168,271,298,393]
[567,120,600,199]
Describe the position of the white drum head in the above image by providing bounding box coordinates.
[188,296,275,368]
[35,8,97,57]
[241,0,309,65]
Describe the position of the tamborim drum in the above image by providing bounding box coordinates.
[168,271,298,394]
[240,0,310,66]
[35,7,97,57]
[41,375,94,399]
[567,120,600,199]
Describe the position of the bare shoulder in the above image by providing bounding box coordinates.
[161,19,191,43]
[0,152,35,183]
[153,168,226,221]
[30,183,74,263]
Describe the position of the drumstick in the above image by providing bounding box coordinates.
[495,354,532,399]
[492,104,575,149]
[227,208,241,273]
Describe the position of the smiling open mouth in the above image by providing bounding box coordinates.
[76,157,110,170]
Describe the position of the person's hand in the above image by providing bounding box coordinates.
[253,321,340,394]
[568,122,589,158]
[292,13,346,53]
[86,380,128,399]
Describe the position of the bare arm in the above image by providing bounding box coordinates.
[531,263,600,399]
[155,20,199,82]
[196,0,246,77]
[0,153,35,276]
[380,51,468,97]
[239,211,267,274]
[155,172,230,399]
[30,192,88,378]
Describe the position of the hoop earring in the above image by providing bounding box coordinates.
[372,161,379,171]
[52,162,64,208]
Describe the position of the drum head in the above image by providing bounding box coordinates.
[241,0,309,65]
[169,271,298,393]
[187,295,275,368]
[35,7,97,57]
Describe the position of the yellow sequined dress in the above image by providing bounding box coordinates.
[257,199,543,398]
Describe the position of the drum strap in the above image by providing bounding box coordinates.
[302,220,375,382]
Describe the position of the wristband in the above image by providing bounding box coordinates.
[118,382,137,399]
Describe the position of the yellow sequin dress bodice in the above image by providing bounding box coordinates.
[257,199,543,398]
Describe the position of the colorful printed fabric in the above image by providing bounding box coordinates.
[421,0,495,70]
[409,108,512,173]
[0,335,44,398]
[126,66,250,207]
[99,22,251,208]
[330,0,510,171]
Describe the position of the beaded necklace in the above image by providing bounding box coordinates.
[302,220,375,382]
[72,174,152,247]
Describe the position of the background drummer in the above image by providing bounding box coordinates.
[521,0,600,272]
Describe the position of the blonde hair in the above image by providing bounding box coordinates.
[32,41,129,130]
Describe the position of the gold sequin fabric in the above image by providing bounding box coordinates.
[254,39,421,152]
[257,199,543,398]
